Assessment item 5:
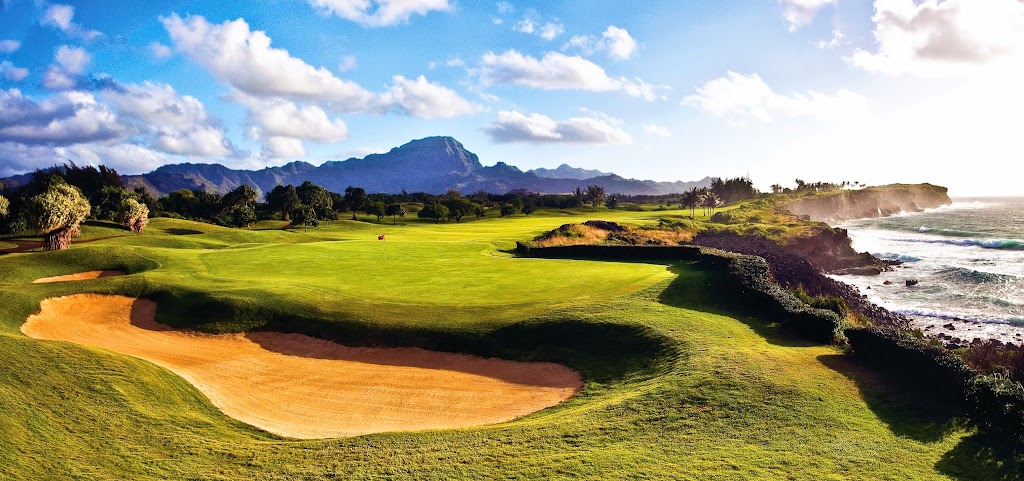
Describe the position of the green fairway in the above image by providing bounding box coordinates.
[0,210,1017,480]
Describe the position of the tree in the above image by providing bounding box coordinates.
[115,198,150,234]
[266,185,299,221]
[681,187,699,218]
[290,205,317,231]
[703,191,721,216]
[27,181,91,251]
[571,187,585,210]
[443,197,475,223]
[500,203,516,217]
[231,205,256,229]
[297,181,333,220]
[584,185,606,210]
[473,204,487,218]
[367,201,387,223]
[522,199,537,215]
[385,203,405,224]
[343,186,369,219]
[0,194,9,219]
[222,184,257,210]
[770,184,784,194]
[605,194,621,210]
[417,203,449,223]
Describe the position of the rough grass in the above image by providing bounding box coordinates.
[0,211,1020,480]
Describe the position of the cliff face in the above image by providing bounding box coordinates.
[785,184,952,223]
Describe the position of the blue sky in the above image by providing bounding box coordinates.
[1,0,1022,195]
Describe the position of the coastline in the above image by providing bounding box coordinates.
[831,199,1024,347]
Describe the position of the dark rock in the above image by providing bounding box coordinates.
[906,279,919,287]
[943,323,956,330]
[883,281,893,285]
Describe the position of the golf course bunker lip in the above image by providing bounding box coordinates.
[21,295,583,439]
[32,270,125,283]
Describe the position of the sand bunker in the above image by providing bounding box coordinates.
[33,270,125,283]
[22,295,582,439]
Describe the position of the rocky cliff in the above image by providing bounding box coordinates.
[785,184,952,223]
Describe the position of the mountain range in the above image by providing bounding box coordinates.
[4,136,712,198]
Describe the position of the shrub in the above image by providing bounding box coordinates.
[966,374,1024,442]
[845,327,973,402]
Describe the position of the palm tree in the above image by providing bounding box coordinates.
[681,187,699,218]
[703,191,721,216]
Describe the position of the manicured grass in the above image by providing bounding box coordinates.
[0,210,1019,480]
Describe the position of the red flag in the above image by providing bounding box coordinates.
[378,235,385,240]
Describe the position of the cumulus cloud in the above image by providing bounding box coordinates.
[682,72,867,123]
[263,136,306,158]
[229,92,349,143]
[0,140,169,177]
[162,14,381,113]
[0,39,20,54]
[478,50,664,100]
[385,75,483,119]
[55,45,91,74]
[485,110,632,144]
[847,0,1024,76]
[643,123,671,137]
[105,82,234,156]
[41,4,103,41]
[0,61,28,82]
[564,26,639,60]
[818,29,847,49]
[779,0,836,31]
[307,0,451,27]
[0,89,124,145]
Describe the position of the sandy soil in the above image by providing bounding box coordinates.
[21,295,582,439]
[32,270,125,283]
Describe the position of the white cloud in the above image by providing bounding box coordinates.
[514,17,564,41]
[307,0,451,27]
[162,14,381,113]
[478,49,664,100]
[0,89,125,145]
[485,110,632,144]
[563,26,638,60]
[779,0,836,31]
[682,72,867,123]
[539,22,565,41]
[229,93,349,143]
[55,45,91,74]
[818,29,847,49]
[0,39,20,54]
[385,75,482,119]
[0,141,169,177]
[847,0,1024,77]
[338,55,358,72]
[264,136,306,158]
[0,61,28,82]
[496,1,514,15]
[41,4,103,41]
[514,17,536,34]
[643,123,671,137]
[41,66,77,90]
[104,82,234,157]
[149,42,173,59]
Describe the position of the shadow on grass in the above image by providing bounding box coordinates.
[657,264,817,348]
[162,228,204,236]
[935,433,1024,481]
[145,286,679,385]
[818,353,960,443]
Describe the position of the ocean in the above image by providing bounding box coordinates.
[835,198,1024,344]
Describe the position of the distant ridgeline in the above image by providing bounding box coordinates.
[10,137,709,198]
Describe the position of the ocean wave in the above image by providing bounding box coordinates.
[917,227,981,238]
[899,237,1024,250]
[875,252,922,262]
[938,267,1017,284]
[895,308,1024,326]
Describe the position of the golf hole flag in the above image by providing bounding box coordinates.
[378,235,385,240]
